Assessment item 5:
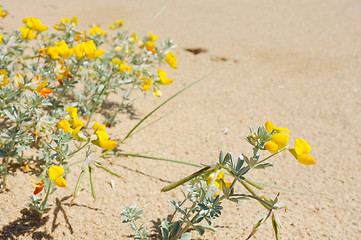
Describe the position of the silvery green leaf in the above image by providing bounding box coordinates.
[244,154,250,165]
[223,152,234,166]
[3,109,15,121]
[218,151,224,165]
[220,179,231,198]
[178,232,191,240]
[205,184,218,198]
[235,154,245,171]
[254,163,273,169]
[194,225,205,235]
[0,149,6,157]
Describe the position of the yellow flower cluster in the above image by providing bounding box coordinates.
[265,121,315,165]
[53,17,78,31]
[0,6,7,18]
[58,107,84,138]
[47,40,74,59]
[14,73,53,98]
[91,122,117,150]
[111,58,132,73]
[141,68,174,97]
[143,32,158,54]
[89,26,106,36]
[20,17,48,40]
[74,40,105,59]
[265,121,290,154]
[109,20,124,30]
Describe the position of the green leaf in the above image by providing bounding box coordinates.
[254,163,273,169]
[161,165,216,192]
[178,232,191,240]
[0,149,6,158]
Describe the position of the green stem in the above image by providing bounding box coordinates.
[120,66,224,144]
[257,148,286,165]
[241,180,270,209]
[89,166,96,200]
[68,140,90,158]
[73,169,85,199]
[40,181,52,211]
[173,210,201,240]
[113,152,202,168]
[94,162,121,177]
[84,75,112,129]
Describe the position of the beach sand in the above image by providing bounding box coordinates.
[1,0,361,239]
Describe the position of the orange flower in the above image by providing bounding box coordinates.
[33,180,44,195]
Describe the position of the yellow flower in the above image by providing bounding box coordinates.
[149,32,158,42]
[74,40,105,59]
[91,122,117,150]
[153,89,162,97]
[119,61,132,73]
[0,6,7,18]
[289,138,315,165]
[165,52,177,69]
[89,26,106,36]
[145,41,156,53]
[109,20,124,30]
[130,33,137,43]
[142,77,152,91]
[207,171,232,197]
[0,34,3,44]
[54,59,71,85]
[25,75,53,98]
[49,166,66,187]
[111,58,121,65]
[22,17,48,32]
[92,122,106,132]
[265,121,290,133]
[265,133,289,153]
[265,121,290,153]
[19,27,37,40]
[54,17,78,31]
[47,40,74,59]
[14,73,24,87]
[55,40,74,58]
[46,46,59,59]
[57,107,84,138]
[158,68,173,85]
[0,69,9,88]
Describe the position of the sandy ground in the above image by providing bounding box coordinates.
[1,0,361,239]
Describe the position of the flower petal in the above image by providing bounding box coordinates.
[265,121,276,132]
[294,138,311,155]
[54,176,67,187]
[49,166,64,181]
[266,141,279,153]
[297,154,315,165]
[271,132,289,149]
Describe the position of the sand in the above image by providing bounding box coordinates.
[1,0,361,239]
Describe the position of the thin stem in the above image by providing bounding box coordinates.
[112,152,202,168]
[40,181,52,211]
[257,148,286,165]
[120,66,224,144]
[84,75,112,129]
[68,140,90,158]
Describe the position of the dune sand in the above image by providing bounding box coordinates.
[1,0,361,239]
